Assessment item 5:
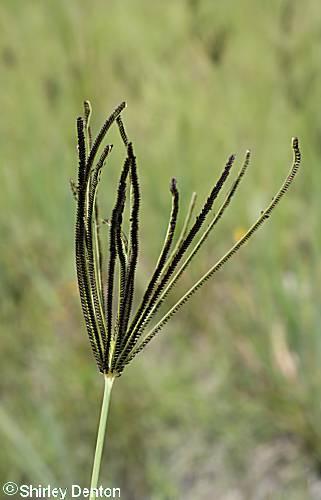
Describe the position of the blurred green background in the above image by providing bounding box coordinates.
[1,1,320,498]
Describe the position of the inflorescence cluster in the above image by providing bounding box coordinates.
[73,101,301,377]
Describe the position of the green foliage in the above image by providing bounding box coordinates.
[0,0,320,498]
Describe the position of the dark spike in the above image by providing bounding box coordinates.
[117,143,140,339]
[104,155,131,371]
[75,118,104,371]
[86,102,126,178]
[83,100,93,149]
[94,201,104,303]
[116,115,129,146]
[115,176,179,365]
[112,174,130,357]
[76,117,87,186]
[85,145,113,350]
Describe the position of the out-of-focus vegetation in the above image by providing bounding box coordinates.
[1,1,321,498]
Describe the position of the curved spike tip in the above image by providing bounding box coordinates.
[170,177,177,193]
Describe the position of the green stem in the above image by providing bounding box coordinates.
[90,375,114,500]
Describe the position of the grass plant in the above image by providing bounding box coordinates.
[73,101,301,497]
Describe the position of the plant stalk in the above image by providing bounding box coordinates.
[90,375,114,500]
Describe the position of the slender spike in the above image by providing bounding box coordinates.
[84,100,93,150]
[76,117,87,185]
[85,145,113,248]
[116,177,179,360]
[121,144,140,326]
[116,111,131,256]
[104,156,131,371]
[116,154,235,365]
[116,115,129,147]
[154,190,197,287]
[76,229,102,371]
[86,102,126,178]
[115,181,129,316]
[143,177,179,303]
[102,218,129,254]
[94,201,104,302]
[75,118,104,371]
[114,112,130,297]
[84,100,91,123]
[84,100,105,311]
[115,144,140,351]
[111,114,130,337]
[118,138,301,371]
[85,145,113,351]
[171,191,197,257]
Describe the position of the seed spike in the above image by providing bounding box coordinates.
[85,144,113,351]
[156,190,197,290]
[76,117,87,185]
[75,117,104,371]
[84,101,106,310]
[116,177,179,361]
[94,144,114,307]
[104,155,131,371]
[113,114,130,343]
[84,100,92,120]
[84,100,93,150]
[169,191,197,259]
[114,172,130,338]
[118,143,140,337]
[116,115,129,147]
[86,101,126,179]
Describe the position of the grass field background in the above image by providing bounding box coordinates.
[1,1,321,498]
